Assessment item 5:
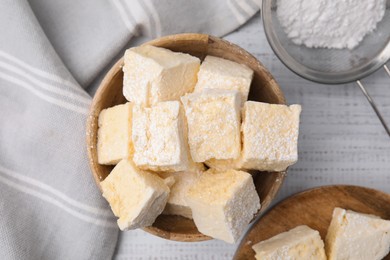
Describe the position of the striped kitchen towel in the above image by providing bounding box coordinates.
[0,0,259,259]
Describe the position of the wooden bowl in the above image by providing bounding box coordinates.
[234,185,390,259]
[86,33,287,242]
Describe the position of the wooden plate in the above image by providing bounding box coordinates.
[234,185,390,259]
[86,33,287,242]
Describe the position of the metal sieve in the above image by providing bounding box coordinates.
[262,0,390,136]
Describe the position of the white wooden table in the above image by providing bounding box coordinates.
[114,14,390,260]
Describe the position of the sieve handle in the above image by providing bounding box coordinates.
[356,78,390,137]
[384,64,390,77]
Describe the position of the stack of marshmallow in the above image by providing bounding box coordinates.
[97,45,301,243]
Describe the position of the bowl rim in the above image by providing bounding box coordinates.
[86,33,287,242]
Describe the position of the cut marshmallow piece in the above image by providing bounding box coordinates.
[207,101,301,172]
[252,225,326,260]
[158,164,205,219]
[185,168,260,243]
[194,55,253,104]
[181,89,241,162]
[97,102,133,165]
[241,101,301,171]
[123,45,200,106]
[132,101,191,172]
[325,207,390,260]
[100,159,170,230]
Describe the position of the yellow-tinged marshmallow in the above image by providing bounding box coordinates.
[100,159,170,230]
[207,101,301,172]
[325,207,390,260]
[97,103,133,165]
[206,158,241,171]
[194,56,253,104]
[158,164,205,219]
[132,101,191,172]
[252,225,326,260]
[181,89,241,162]
[185,168,260,243]
[123,45,200,106]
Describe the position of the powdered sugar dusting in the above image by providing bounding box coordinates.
[277,0,386,49]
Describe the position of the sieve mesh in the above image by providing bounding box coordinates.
[263,0,390,84]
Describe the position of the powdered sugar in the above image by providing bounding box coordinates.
[276,0,386,49]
